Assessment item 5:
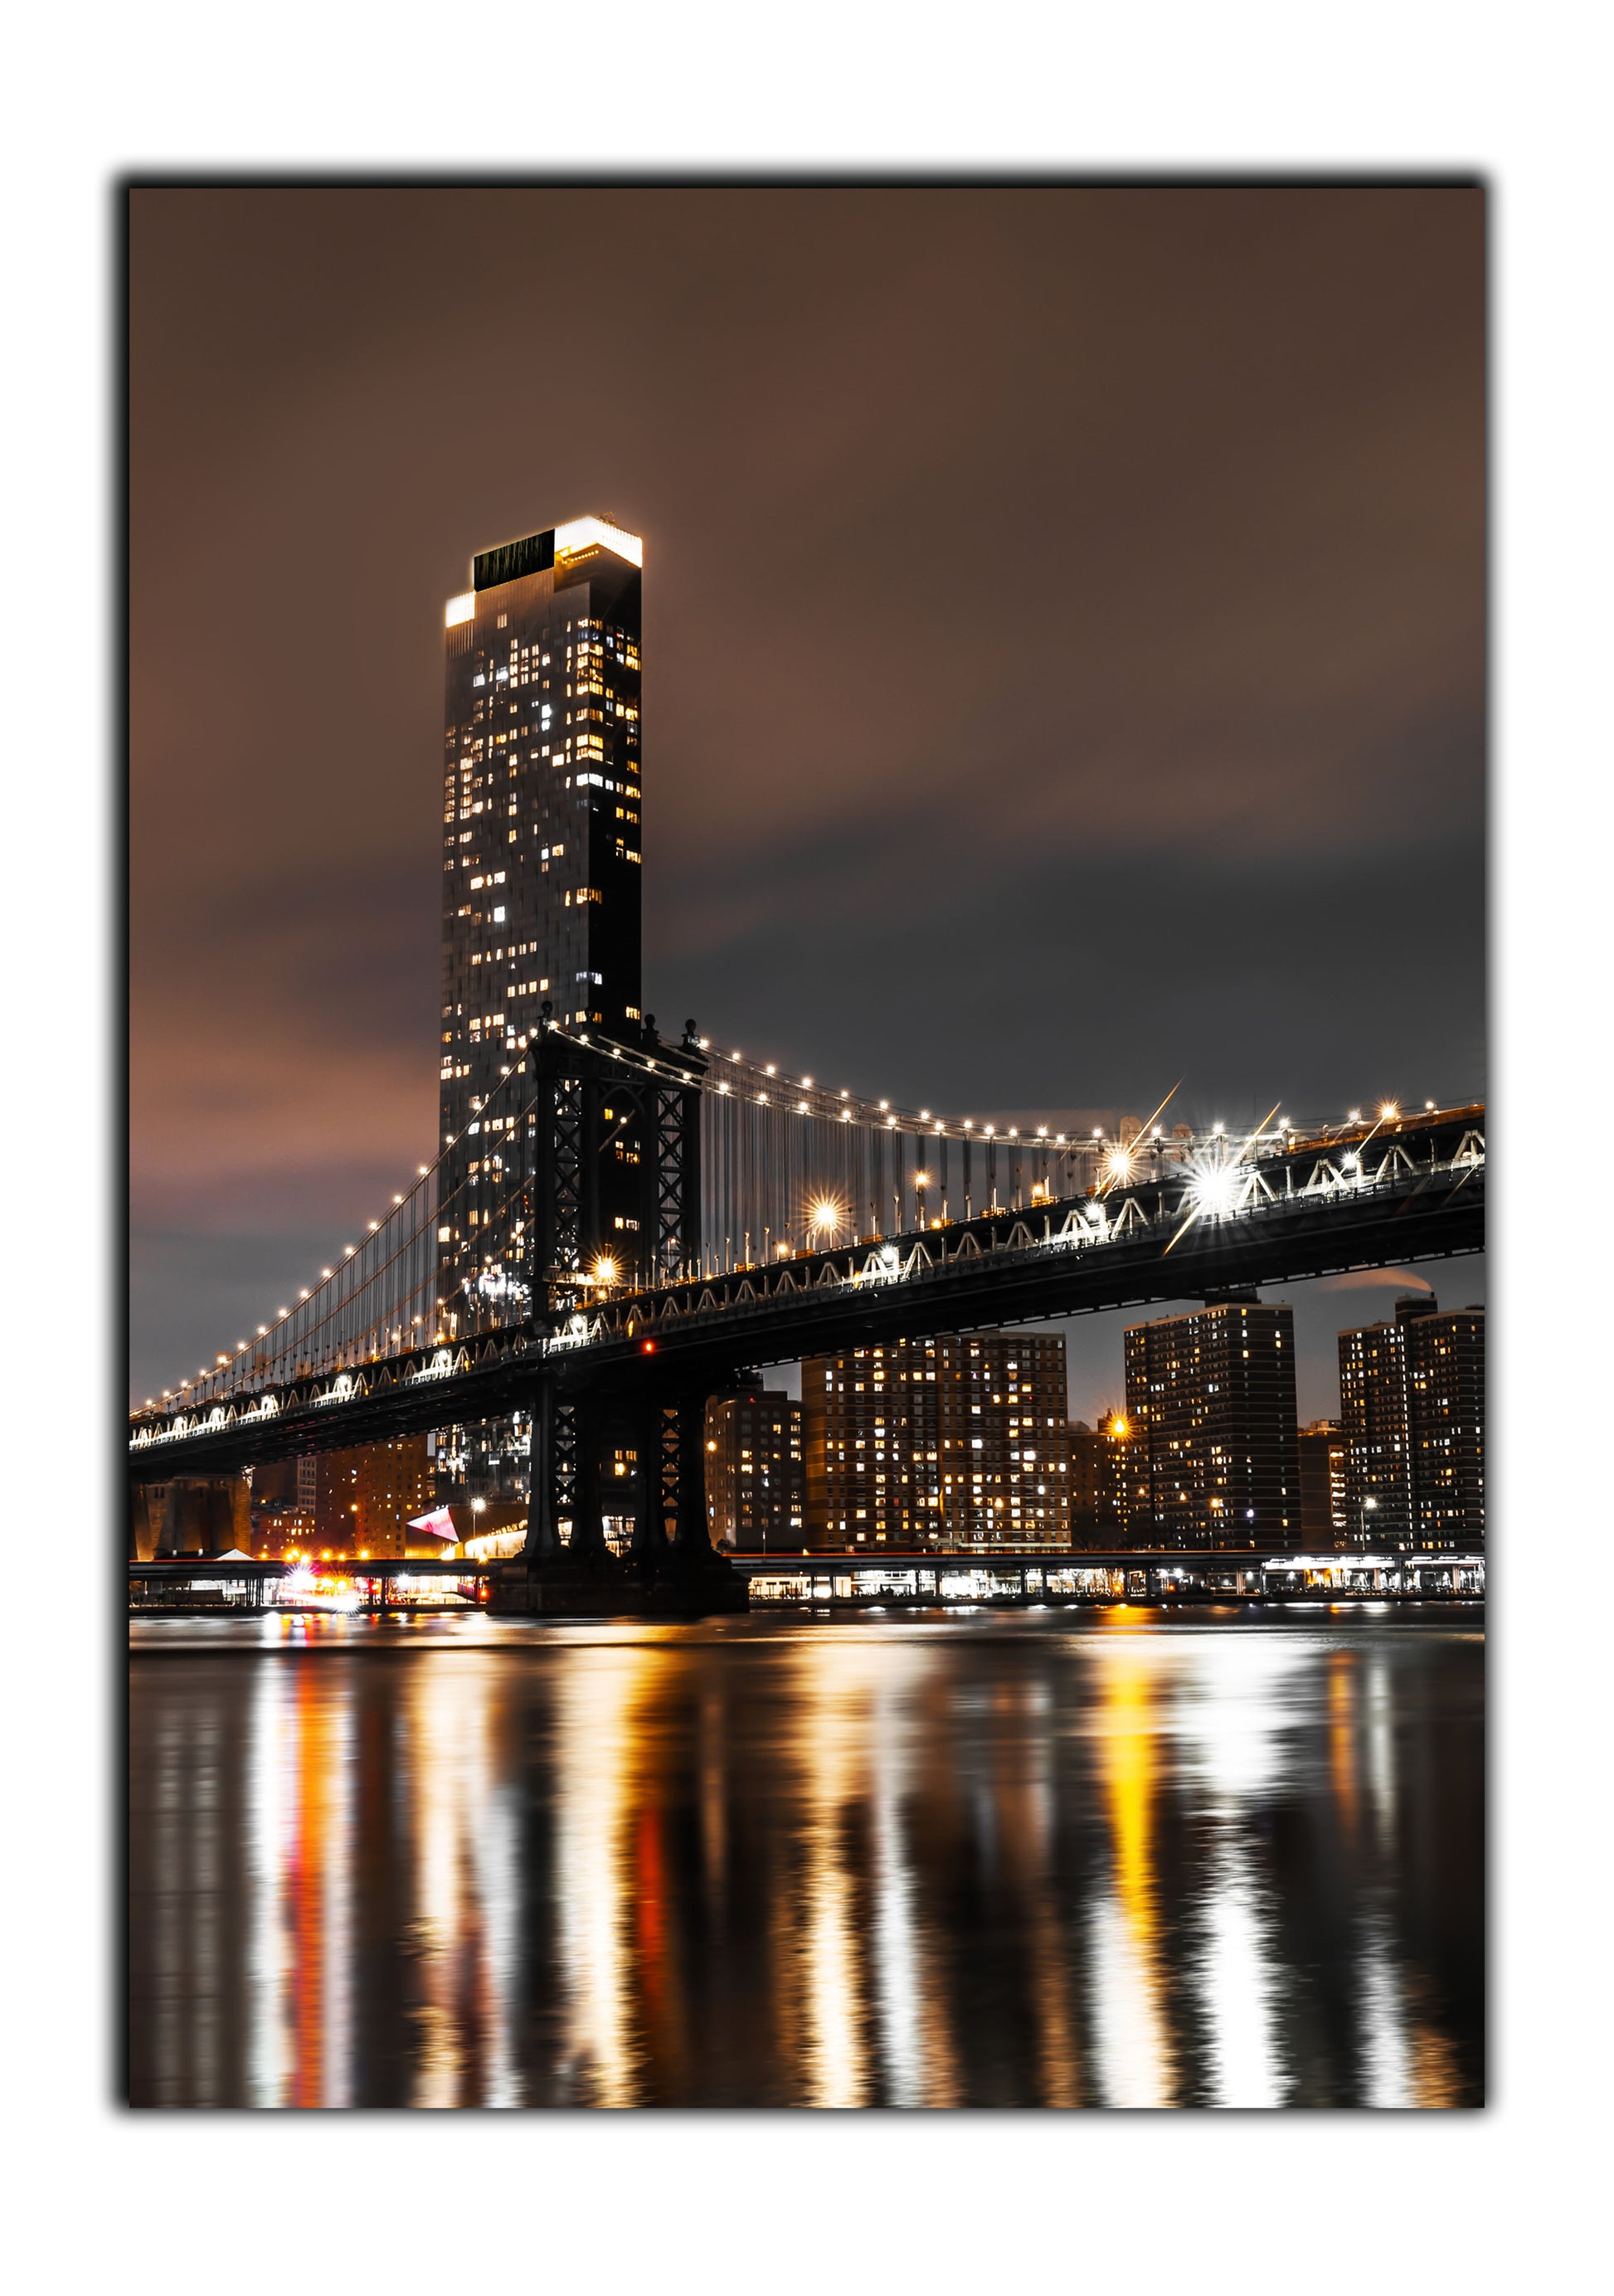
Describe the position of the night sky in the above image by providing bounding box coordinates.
[129,185,1485,1413]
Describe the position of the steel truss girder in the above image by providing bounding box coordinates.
[134,1162,1481,1482]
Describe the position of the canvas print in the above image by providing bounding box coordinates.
[129,184,1484,2107]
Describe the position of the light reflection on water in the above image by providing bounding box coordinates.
[128,1609,1483,2108]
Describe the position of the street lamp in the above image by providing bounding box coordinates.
[914,1169,931,1228]
[1359,1492,1378,1549]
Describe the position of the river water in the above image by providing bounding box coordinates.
[128,1608,1482,2108]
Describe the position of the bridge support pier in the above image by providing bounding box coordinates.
[153,1476,250,1559]
[496,1376,746,1618]
[629,1391,669,1569]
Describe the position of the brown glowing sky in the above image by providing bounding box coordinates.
[129,184,1485,1408]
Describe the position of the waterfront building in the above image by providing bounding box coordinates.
[1122,1295,1300,1549]
[1297,1418,1350,1545]
[1407,1305,1485,1547]
[1067,1409,1142,1545]
[1067,1419,1101,1535]
[800,1330,1069,1550]
[704,1385,805,1552]
[1338,1295,1432,1543]
[304,1437,434,1557]
[1339,1296,1484,1548]
[250,1501,316,1559]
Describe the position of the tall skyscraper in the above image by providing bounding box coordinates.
[434,518,648,1491]
[1122,1295,1300,1549]
[1339,1295,1484,1548]
[438,518,644,1295]
[800,1330,1070,1550]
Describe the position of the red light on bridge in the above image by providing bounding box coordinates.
[642,1340,656,1353]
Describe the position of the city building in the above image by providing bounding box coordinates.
[1339,1296,1484,1548]
[704,1385,805,1552]
[1338,1296,1431,1543]
[251,1505,315,1559]
[1122,1294,1300,1549]
[435,515,646,1493]
[1067,1419,1101,1536]
[800,1330,1069,1550]
[1407,1304,1485,1547]
[1296,1418,1349,1545]
[298,1438,435,1557]
[1067,1410,1142,1545]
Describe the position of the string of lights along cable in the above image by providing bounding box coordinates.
[134,1017,1465,1419]
[131,512,1481,1428]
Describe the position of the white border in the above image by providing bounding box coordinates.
[4,1,1607,2284]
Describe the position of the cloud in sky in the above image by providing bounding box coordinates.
[129,185,1484,1399]
[1318,1266,1438,1293]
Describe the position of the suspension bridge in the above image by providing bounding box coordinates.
[129,1019,1483,1607]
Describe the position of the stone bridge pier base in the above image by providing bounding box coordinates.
[151,1476,250,1559]
[492,1378,747,1618]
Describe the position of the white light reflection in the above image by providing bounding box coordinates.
[797,1639,870,2107]
[1358,1905,1416,2106]
[410,1659,480,2105]
[469,1715,523,2108]
[1364,1653,1398,1858]
[554,1643,650,2107]
[868,1650,952,2107]
[247,1651,293,2107]
[786,1632,968,2106]
[1176,1633,1308,2108]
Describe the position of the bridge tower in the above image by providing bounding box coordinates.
[500,1010,745,1612]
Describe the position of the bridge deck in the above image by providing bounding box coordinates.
[130,1122,1483,1481]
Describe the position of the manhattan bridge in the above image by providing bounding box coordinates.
[129,515,1485,1611]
